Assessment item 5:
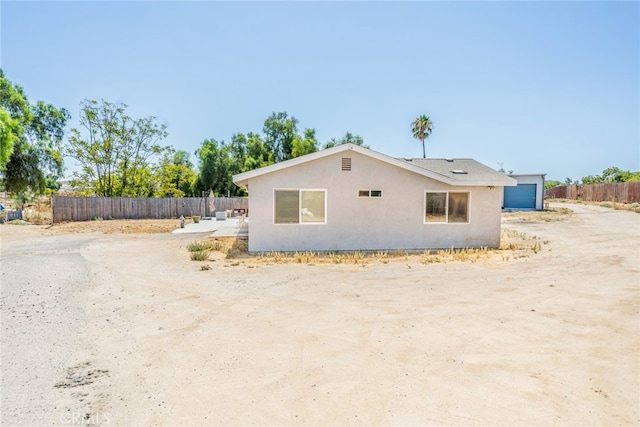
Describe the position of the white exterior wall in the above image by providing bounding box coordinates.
[508,174,546,210]
[246,151,504,252]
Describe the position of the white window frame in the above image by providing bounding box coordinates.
[273,188,327,225]
[423,191,470,224]
[357,189,383,198]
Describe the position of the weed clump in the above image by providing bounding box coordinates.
[190,251,209,261]
[187,241,212,252]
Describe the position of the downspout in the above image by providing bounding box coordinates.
[541,174,546,210]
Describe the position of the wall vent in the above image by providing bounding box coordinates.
[341,157,352,171]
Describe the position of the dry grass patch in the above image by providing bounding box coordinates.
[420,247,491,264]
[187,232,545,266]
[186,237,248,261]
[502,207,575,223]
[187,213,553,266]
[548,199,640,214]
[498,228,547,261]
[47,219,180,234]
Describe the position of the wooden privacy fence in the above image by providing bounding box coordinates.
[545,182,640,203]
[52,196,248,223]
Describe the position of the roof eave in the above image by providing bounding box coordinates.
[232,143,518,187]
[232,143,363,186]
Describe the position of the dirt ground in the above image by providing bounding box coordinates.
[1,203,638,426]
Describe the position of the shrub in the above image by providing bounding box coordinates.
[187,241,212,252]
[190,250,209,261]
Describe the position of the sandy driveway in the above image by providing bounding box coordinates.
[1,203,638,426]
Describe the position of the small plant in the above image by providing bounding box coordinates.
[391,250,408,258]
[210,241,225,252]
[351,251,365,264]
[190,250,209,261]
[226,238,248,258]
[328,252,342,264]
[600,202,612,208]
[187,241,213,252]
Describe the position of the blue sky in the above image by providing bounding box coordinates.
[2,1,638,182]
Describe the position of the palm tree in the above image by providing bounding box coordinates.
[411,115,433,158]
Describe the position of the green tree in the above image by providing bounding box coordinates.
[194,139,237,197]
[544,180,563,190]
[411,114,433,159]
[0,108,20,169]
[229,133,249,177]
[600,167,632,183]
[156,149,196,197]
[66,99,168,197]
[243,132,272,171]
[324,131,368,149]
[194,112,362,195]
[0,69,69,196]
[581,167,640,184]
[291,128,318,157]
[263,112,299,162]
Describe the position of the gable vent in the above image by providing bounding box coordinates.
[341,157,352,171]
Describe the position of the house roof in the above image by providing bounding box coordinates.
[233,143,517,188]
[508,173,547,178]
[400,158,518,185]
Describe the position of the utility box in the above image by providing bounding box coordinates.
[215,211,226,221]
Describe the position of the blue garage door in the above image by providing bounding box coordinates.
[504,184,536,209]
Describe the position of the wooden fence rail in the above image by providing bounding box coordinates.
[545,182,640,203]
[52,196,248,223]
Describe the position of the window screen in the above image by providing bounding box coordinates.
[448,192,469,223]
[274,190,299,224]
[425,192,469,223]
[301,190,325,223]
[275,189,326,224]
[425,192,447,222]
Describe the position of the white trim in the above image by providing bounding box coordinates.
[234,143,460,188]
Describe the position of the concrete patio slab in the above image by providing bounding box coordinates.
[171,217,247,237]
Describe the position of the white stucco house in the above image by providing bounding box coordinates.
[232,143,516,252]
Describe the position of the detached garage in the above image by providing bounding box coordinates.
[503,174,546,210]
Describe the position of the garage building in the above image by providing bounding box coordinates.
[503,174,546,210]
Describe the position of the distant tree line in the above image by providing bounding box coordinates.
[0,69,366,200]
[192,113,368,197]
[545,167,640,190]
